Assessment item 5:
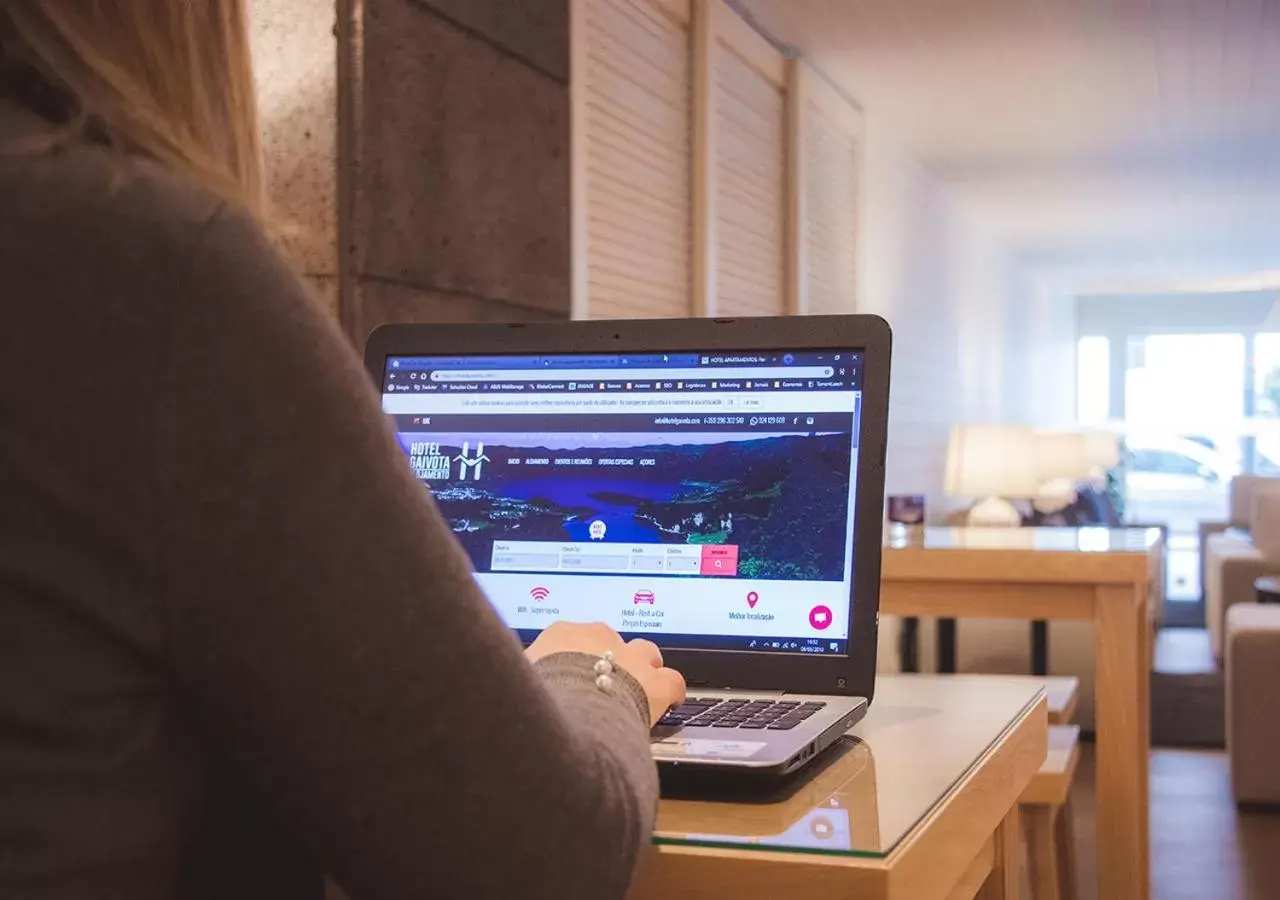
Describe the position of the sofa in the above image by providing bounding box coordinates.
[1226,603,1280,805]
[1201,475,1280,661]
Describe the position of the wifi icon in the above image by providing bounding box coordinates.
[530,586,550,602]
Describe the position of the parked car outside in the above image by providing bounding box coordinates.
[1122,434,1238,531]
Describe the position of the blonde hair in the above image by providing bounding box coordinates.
[1,0,266,216]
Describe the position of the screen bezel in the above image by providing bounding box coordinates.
[365,315,891,703]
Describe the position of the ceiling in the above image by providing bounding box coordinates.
[738,0,1280,290]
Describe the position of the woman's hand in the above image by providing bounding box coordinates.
[526,621,687,726]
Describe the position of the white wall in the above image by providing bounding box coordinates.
[857,126,1071,511]
[858,128,1078,678]
[1025,282,1079,427]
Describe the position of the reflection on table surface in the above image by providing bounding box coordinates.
[655,736,879,854]
[884,525,1162,553]
[653,676,1044,859]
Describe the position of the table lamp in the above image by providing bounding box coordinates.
[944,425,1039,526]
[1032,430,1092,513]
[1081,430,1120,479]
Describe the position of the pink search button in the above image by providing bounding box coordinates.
[700,545,739,576]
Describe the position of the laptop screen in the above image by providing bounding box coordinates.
[380,349,863,656]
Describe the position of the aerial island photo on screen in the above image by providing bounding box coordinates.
[398,431,855,581]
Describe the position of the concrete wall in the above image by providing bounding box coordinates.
[250,0,341,312]
[348,0,573,345]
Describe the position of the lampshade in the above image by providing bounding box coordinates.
[1082,430,1120,471]
[944,425,1040,499]
[1034,430,1090,481]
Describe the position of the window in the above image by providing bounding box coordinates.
[1128,449,1207,478]
[1253,333,1280,474]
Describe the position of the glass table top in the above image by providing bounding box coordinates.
[652,675,1044,859]
[885,525,1161,553]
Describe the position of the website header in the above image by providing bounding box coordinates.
[391,411,854,434]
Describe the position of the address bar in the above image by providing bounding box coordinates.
[429,366,833,382]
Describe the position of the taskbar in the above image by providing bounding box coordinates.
[515,629,848,656]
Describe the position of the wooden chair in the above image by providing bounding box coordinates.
[1043,676,1079,726]
[1020,676,1081,900]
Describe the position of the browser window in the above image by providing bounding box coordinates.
[381,350,863,655]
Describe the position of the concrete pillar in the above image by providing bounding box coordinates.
[348,0,572,344]
[250,0,341,312]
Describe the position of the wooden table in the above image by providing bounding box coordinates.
[881,526,1162,900]
[631,676,1048,900]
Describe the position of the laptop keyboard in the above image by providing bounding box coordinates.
[657,697,827,731]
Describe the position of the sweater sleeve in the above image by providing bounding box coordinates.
[153,204,659,900]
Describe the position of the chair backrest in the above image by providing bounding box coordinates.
[1229,475,1280,530]
[1253,490,1280,561]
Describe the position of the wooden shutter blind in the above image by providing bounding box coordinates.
[804,93,859,315]
[573,0,861,321]
[712,41,787,317]
[581,0,692,320]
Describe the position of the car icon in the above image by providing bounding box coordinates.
[633,590,656,605]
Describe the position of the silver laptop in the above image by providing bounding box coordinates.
[366,315,892,780]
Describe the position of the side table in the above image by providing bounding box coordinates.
[633,677,1048,900]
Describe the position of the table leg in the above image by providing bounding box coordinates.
[937,618,957,673]
[1093,584,1150,900]
[976,807,1020,900]
[899,616,920,673]
[1057,800,1080,900]
[1031,620,1049,676]
[1023,806,1061,900]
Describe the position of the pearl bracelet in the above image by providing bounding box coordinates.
[593,651,616,693]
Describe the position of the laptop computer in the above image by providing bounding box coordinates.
[365,315,891,779]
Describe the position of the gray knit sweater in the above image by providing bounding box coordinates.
[0,100,658,900]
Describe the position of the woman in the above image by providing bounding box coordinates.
[0,3,685,899]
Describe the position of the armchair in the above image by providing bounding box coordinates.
[1202,475,1280,661]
